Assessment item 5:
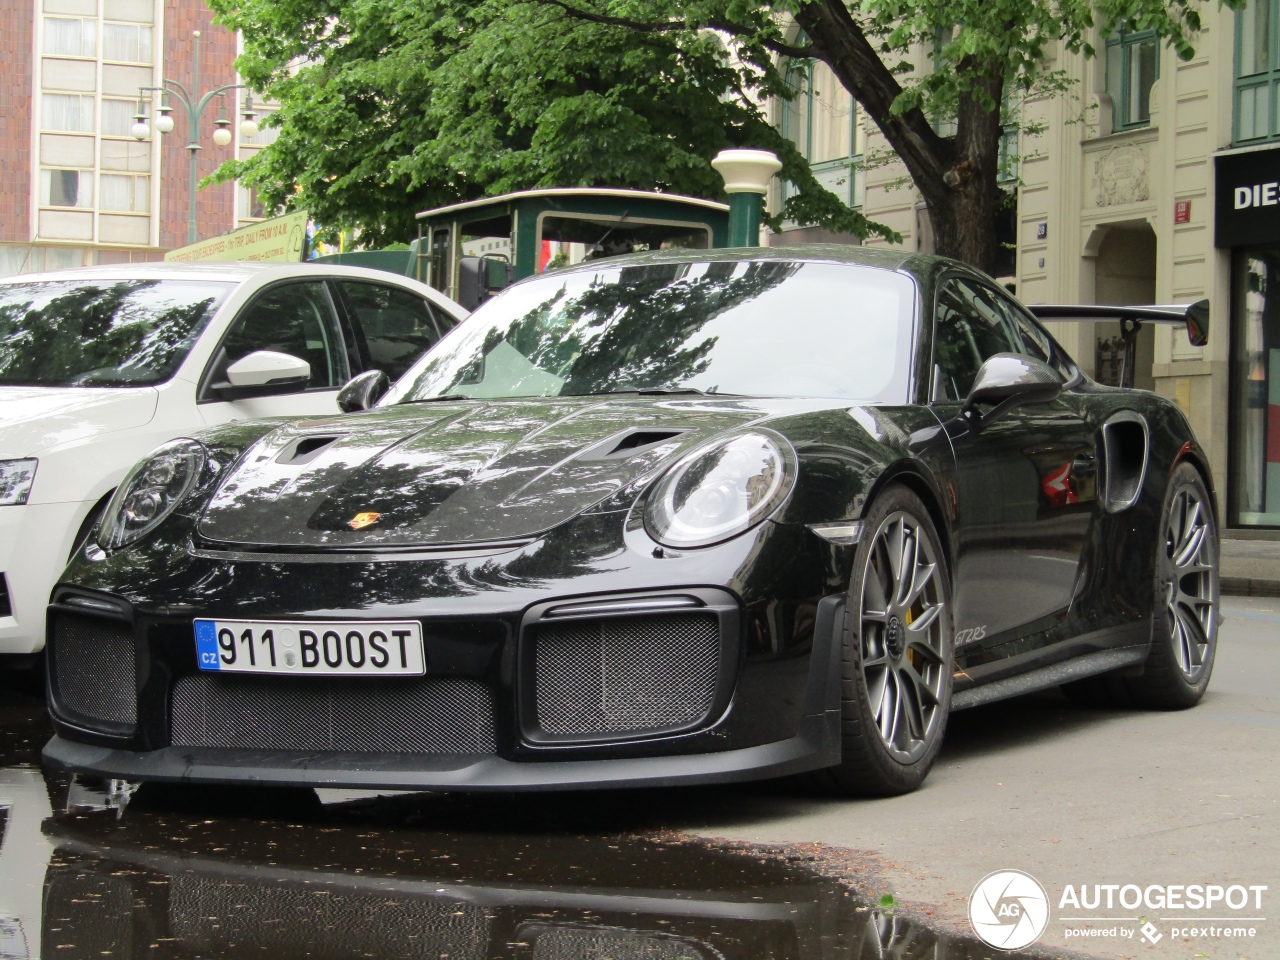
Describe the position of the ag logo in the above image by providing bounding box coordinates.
[969,869,1050,951]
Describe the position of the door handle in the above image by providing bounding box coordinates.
[1072,453,1097,475]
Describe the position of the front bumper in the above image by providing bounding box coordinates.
[0,500,85,656]
[44,711,839,791]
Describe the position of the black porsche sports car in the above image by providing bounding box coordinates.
[43,247,1219,796]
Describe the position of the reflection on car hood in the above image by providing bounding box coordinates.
[0,386,159,459]
[197,397,791,549]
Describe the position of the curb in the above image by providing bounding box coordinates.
[1221,576,1280,598]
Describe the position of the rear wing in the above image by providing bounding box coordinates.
[1026,300,1208,389]
[1027,300,1209,348]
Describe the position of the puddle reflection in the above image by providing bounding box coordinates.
[0,688,1045,959]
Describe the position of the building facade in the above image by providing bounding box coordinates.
[767,3,1280,531]
[0,0,273,276]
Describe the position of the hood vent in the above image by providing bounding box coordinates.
[278,435,344,466]
[580,428,688,461]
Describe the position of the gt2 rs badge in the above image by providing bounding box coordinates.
[348,511,381,530]
[955,625,987,644]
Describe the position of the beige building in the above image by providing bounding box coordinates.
[767,3,1280,532]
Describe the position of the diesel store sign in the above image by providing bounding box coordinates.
[1216,145,1280,247]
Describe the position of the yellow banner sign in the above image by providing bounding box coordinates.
[164,211,309,263]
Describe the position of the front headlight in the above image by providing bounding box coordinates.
[644,432,796,549]
[99,440,206,551]
[0,459,37,506]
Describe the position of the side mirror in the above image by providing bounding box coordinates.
[457,256,513,311]
[962,354,1062,424]
[210,350,311,401]
[336,369,390,413]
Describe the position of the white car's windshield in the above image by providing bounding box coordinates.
[0,278,232,388]
[385,260,916,404]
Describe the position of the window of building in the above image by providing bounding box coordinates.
[102,22,152,63]
[100,174,149,213]
[43,17,96,57]
[101,98,138,138]
[42,93,94,133]
[781,60,866,209]
[1106,29,1159,130]
[238,185,266,220]
[40,169,92,208]
[1236,0,1280,143]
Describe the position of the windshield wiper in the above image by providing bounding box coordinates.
[399,394,474,404]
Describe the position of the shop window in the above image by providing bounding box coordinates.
[780,60,865,209]
[1236,0,1280,143]
[41,93,94,133]
[1231,250,1280,527]
[1106,29,1159,130]
[40,169,92,208]
[43,17,96,57]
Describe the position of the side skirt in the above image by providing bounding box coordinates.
[950,646,1148,711]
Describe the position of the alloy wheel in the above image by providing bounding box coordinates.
[1164,484,1217,680]
[859,512,949,764]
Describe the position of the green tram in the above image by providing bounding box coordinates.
[318,188,729,311]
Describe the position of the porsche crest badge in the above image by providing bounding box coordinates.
[348,511,381,530]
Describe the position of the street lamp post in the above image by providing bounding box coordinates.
[132,29,260,245]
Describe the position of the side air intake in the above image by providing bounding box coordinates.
[1100,412,1149,513]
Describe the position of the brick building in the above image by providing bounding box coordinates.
[0,0,273,275]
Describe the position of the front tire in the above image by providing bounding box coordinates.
[813,484,954,796]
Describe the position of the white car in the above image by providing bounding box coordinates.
[0,261,466,661]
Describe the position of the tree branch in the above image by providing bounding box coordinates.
[528,0,815,58]
[794,0,951,206]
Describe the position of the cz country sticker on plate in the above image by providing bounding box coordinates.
[194,619,426,676]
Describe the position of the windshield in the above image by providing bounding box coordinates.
[385,260,915,404]
[0,278,232,388]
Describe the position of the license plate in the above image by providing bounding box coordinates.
[194,618,426,676]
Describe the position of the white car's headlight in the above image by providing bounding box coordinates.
[0,459,37,506]
[99,440,206,551]
[644,432,796,549]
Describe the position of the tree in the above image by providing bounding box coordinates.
[213,0,1225,271]
[536,0,1226,273]
[208,0,886,249]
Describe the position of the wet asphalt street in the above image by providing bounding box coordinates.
[1,597,1275,960]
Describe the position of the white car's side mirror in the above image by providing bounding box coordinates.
[209,350,311,401]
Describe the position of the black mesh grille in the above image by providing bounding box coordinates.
[168,874,490,960]
[170,673,498,754]
[0,573,10,617]
[52,612,137,726]
[534,614,720,736]
[531,926,710,960]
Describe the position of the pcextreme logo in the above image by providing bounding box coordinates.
[969,869,1051,951]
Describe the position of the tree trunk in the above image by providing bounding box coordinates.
[794,1,1009,276]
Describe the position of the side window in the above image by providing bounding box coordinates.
[339,281,443,382]
[210,281,346,393]
[989,288,1078,380]
[931,278,1024,401]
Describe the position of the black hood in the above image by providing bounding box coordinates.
[196,396,802,549]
